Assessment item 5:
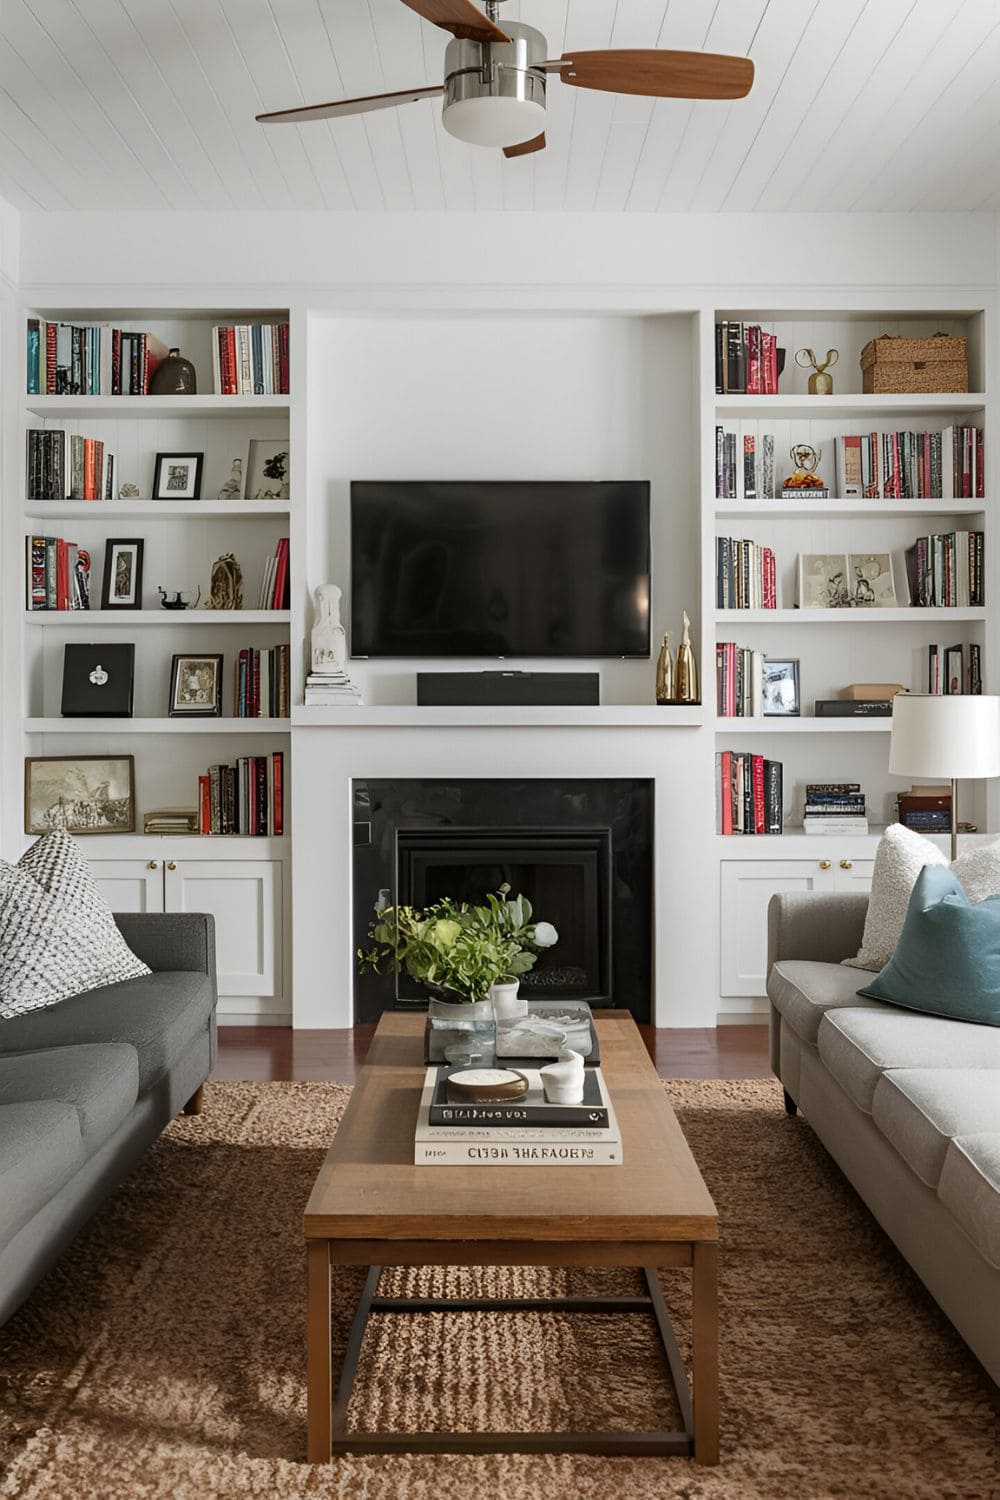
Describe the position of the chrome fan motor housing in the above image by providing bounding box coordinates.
[442,22,547,146]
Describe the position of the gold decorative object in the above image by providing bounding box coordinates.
[783,443,826,490]
[205,553,243,611]
[795,346,839,396]
[655,632,673,704]
[674,610,700,704]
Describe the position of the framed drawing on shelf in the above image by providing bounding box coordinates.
[797,553,849,609]
[169,654,224,717]
[762,658,800,716]
[101,539,144,610]
[244,439,290,499]
[152,452,203,501]
[25,755,136,835]
[848,553,897,607]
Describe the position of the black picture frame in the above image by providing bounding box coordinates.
[762,657,801,717]
[169,653,224,717]
[152,451,204,501]
[100,539,144,611]
[25,754,136,835]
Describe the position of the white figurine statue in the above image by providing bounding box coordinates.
[311,583,347,675]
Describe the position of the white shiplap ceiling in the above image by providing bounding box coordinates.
[2,0,1000,213]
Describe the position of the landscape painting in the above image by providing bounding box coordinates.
[25,756,136,836]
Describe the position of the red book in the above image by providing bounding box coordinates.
[272,751,283,836]
[720,750,733,835]
[752,754,766,835]
[976,429,985,499]
[271,538,289,609]
[225,328,238,394]
[83,439,95,501]
[278,322,289,394]
[55,538,70,610]
[746,325,760,395]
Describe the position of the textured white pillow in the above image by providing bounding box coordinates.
[844,823,1000,971]
[0,831,150,1021]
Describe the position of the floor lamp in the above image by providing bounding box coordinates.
[888,694,1000,860]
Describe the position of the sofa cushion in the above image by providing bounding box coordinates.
[0,831,149,1021]
[0,1100,83,1250]
[938,1134,1000,1270]
[0,971,213,1094]
[0,1043,139,1148]
[817,1008,1000,1114]
[768,959,882,1045]
[873,1069,1000,1188]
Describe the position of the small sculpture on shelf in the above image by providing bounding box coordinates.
[158,586,201,611]
[311,583,347,675]
[655,632,673,704]
[118,483,141,499]
[204,554,243,611]
[654,611,699,705]
[782,443,827,497]
[217,459,243,500]
[148,347,197,396]
[794,346,839,396]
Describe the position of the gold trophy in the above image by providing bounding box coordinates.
[795,346,839,396]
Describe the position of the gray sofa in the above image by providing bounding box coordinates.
[0,912,217,1326]
[768,890,1000,1386]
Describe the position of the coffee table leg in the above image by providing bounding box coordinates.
[692,1241,719,1465]
[306,1239,332,1462]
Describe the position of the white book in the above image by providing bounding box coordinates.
[211,325,221,395]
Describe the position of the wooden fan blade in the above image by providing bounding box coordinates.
[551,49,754,100]
[503,132,545,158]
[399,0,510,43]
[257,84,444,125]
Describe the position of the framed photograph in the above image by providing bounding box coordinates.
[848,553,897,607]
[798,553,850,609]
[25,755,136,835]
[169,653,224,717]
[762,657,800,716]
[244,439,290,500]
[152,451,203,501]
[101,539,144,610]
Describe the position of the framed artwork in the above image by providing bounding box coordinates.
[25,755,136,835]
[101,539,144,610]
[848,553,897,607]
[169,653,224,717]
[152,451,204,500]
[762,657,800,716]
[245,439,290,499]
[798,553,850,609]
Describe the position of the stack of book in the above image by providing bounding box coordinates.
[716,751,783,834]
[258,540,290,610]
[27,429,116,501]
[197,751,284,836]
[303,670,363,707]
[714,322,780,394]
[235,645,290,717]
[414,1066,621,1166]
[803,783,868,835]
[835,426,983,500]
[26,536,91,610]
[143,808,198,836]
[905,531,984,607]
[716,642,764,717]
[211,322,290,395]
[928,642,982,695]
[716,537,777,609]
[26,319,168,395]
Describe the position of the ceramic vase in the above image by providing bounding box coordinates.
[489,979,528,1020]
[149,347,197,395]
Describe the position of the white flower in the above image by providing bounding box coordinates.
[533,921,558,948]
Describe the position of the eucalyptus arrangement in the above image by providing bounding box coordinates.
[358,886,558,1005]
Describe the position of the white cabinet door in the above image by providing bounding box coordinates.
[164,858,282,1001]
[833,858,875,894]
[720,859,827,998]
[88,858,166,914]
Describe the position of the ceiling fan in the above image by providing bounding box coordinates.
[256,0,753,158]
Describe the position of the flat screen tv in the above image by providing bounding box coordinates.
[350,480,650,658]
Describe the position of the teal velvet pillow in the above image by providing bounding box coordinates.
[858,864,1000,1026]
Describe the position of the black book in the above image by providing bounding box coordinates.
[428,1066,609,1128]
[814,699,894,717]
[764,759,783,834]
[61,643,135,717]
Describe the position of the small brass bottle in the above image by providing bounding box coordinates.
[675,610,700,704]
[655,632,674,704]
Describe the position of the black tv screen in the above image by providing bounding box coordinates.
[350,480,650,658]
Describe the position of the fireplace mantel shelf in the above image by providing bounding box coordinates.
[291,705,704,728]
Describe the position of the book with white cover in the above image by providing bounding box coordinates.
[414,1067,622,1166]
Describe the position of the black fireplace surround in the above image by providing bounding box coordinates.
[352,778,653,1024]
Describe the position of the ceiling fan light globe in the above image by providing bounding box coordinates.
[442,95,545,147]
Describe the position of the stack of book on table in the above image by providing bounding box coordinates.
[415,1066,621,1166]
[803,783,868,835]
[303,670,363,707]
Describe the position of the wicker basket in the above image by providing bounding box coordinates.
[860,334,968,394]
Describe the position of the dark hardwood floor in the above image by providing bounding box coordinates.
[213,1023,771,1084]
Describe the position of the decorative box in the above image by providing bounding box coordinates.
[860,334,968,394]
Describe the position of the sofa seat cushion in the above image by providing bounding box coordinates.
[873,1069,1000,1188]
[0,972,213,1094]
[767,959,882,1046]
[0,1043,138,1149]
[938,1134,1000,1270]
[0,1100,83,1250]
[818,1008,1000,1114]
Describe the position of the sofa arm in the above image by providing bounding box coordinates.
[767,891,869,970]
[114,912,216,994]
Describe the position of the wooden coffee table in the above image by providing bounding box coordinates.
[305,1011,719,1463]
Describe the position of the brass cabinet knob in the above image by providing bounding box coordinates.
[146,860,158,870]
[819,859,832,870]
[167,861,177,871]
[840,859,854,870]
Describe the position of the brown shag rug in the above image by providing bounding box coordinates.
[0,1079,997,1499]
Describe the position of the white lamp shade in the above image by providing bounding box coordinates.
[442,96,545,147]
[889,694,1000,780]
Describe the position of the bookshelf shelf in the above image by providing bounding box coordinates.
[24,500,292,519]
[291,705,705,728]
[22,395,291,418]
[714,607,986,625]
[715,394,987,419]
[24,718,290,734]
[24,610,291,626]
[713,717,891,733]
[713,499,987,520]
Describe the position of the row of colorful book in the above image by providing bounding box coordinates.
[27,320,169,396]
[26,536,90,610]
[234,645,290,718]
[928,642,983,694]
[714,322,781,394]
[835,427,982,501]
[211,323,289,395]
[197,753,284,837]
[27,429,116,501]
[715,537,777,609]
[716,642,765,717]
[715,751,783,835]
[905,531,984,607]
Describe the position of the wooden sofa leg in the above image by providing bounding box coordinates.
[783,1089,798,1118]
[183,1084,205,1116]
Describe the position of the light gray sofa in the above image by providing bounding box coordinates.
[767,890,1000,1385]
[0,912,217,1326]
